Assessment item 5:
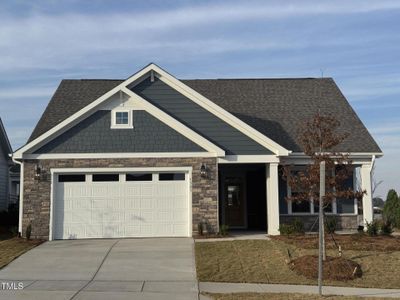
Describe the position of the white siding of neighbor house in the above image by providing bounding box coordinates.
[0,152,8,211]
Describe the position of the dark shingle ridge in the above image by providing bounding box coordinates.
[26,77,381,153]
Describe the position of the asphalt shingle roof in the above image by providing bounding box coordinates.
[28,77,381,153]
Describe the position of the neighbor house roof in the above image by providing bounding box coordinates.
[0,117,12,160]
[28,77,381,153]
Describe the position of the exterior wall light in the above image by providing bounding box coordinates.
[200,163,208,178]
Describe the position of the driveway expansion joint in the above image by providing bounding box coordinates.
[69,239,120,300]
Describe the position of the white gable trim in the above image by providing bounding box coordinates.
[14,63,287,158]
[122,87,224,155]
[151,65,290,156]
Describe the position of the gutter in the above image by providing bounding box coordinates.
[10,154,23,236]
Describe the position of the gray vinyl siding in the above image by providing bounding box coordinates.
[131,78,272,155]
[0,153,8,211]
[34,110,206,154]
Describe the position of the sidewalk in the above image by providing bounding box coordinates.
[199,282,400,298]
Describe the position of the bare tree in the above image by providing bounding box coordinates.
[283,112,366,295]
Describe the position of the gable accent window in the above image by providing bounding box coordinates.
[111,109,133,129]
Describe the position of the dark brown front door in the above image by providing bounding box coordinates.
[224,177,245,227]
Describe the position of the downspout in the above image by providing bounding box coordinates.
[11,155,23,236]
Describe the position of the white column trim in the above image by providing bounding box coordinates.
[267,162,280,235]
[361,163,374,226]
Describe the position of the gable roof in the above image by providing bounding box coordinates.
[0,118,12,160]
[27,74,381,154]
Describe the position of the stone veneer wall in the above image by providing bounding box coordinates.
[280,214,359,232]
[22,157,218,240]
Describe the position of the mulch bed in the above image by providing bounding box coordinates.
[272,234,400,252]
[290,255,362,281]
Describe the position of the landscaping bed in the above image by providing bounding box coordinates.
[272,234,400,252]
[195,239,400,289]
[290,255,362,281]
[0,238,44,269]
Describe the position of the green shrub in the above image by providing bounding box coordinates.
[292,218,304,234]
[365,220,379,236]
[380,219,393,236]
[197,222,204,236]
[325,216,337,234]
[383,189,400,228]
[279,218,305,235]
[219,224,229,236]
[279,223,295,235]
[26,224,32,240]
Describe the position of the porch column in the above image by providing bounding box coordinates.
[267,162,280,235]
[361,163,374,226]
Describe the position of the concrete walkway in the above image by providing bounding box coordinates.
[0,238,198,300]
[200,282,400,298]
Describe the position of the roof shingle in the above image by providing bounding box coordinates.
[28,77,381,153]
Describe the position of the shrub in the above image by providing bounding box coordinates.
[219,224,229,236]
[197,222,204,236]
[279,224,295,235]
[292,218,304,234]
[383,189,400,228]
[325,216,337,234]
[279,218,305,235]
[26,224,32,240]
[380,219,393,236]
[365,220,379,236]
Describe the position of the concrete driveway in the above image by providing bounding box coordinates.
[0,238,199,300]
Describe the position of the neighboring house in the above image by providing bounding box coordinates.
[0,118,19,211]
[13,64,382,240]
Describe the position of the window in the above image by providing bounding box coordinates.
[159,173,185,181]
[126,173,153,181]
[58,174,86,182]
[92,174,119,182]
[116,112,129,124]
[111,110,133,128]
[292,200,311,213]
[287,167,312,214]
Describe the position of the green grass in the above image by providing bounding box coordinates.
[0,238,43,269]
[195,239,400,289]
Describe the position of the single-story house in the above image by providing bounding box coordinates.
[0,118,20,211]
[13,63,382,240]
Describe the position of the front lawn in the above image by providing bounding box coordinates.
[205,293,395,300]
[0,237,43,269]
[195,237,400,289]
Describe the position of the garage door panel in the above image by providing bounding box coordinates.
[54,171,190,239]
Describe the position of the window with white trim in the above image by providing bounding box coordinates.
[111,109,133,129]
[286,166,339,215]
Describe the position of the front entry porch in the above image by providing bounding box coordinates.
[218,164,267,231]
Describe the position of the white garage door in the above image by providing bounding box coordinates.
[53,171,190,239]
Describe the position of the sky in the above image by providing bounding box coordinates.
[0,0,399,198]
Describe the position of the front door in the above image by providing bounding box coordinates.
[224,177,245,228]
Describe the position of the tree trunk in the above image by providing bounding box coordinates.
[322,212,326,261]
[318,161,326,296]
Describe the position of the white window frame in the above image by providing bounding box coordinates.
[111,109,133,129]
[286,166,337,215]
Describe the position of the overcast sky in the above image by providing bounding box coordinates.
[0,0,399,198]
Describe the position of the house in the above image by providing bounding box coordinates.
[0,118,20,211]
[13,64,382,240]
